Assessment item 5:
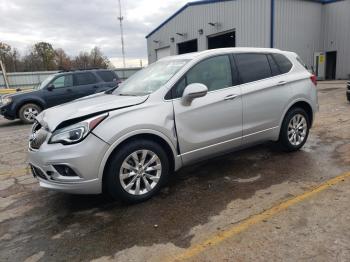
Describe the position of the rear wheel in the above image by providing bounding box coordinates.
[278,107,310,152]
[104,139,170,203]
[18,103,41,124]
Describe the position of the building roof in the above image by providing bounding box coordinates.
[145,0,342,39]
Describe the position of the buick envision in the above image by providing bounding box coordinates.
[28,48,318,203]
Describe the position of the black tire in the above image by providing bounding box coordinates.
[18,103,41,124]
[278,107,310,152]
[104,139,170,203]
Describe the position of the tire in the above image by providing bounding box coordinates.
[104,139,170,203]
[18,103,41,124]
[278,107,310,152]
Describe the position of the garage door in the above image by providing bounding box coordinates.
[156,46,170,60]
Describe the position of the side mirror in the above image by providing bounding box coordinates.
[182,83,208,105]
[47,84,54,91]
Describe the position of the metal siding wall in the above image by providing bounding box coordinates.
[323,0,350,79]
[274,0,323,68]
[0,68,141,89]
[147,0,271,63]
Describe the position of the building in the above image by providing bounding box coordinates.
[146,0,350,80]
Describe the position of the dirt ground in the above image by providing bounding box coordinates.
[0,81,349,262]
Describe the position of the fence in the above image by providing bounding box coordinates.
[0,68,141,90]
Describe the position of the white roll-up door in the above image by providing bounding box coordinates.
[156,46,170,60]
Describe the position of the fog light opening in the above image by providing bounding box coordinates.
[53,165,79,177]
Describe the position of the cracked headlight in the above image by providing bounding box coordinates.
[49,113,108,145]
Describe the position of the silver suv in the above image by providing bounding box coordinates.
[28,48,318,203]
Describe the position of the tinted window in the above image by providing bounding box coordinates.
[267,54,280,76]
[235,53,272,83]
[96,71,118,82]
[272,53,293,74]
[75,72,97,85]
[186,55,232,92]
[51,75,73,88]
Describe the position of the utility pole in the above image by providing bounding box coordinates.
[0,59,10,89]
[117,0,126,73]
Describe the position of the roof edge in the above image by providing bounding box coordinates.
[145,0,342,39]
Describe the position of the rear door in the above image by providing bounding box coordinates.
[172,55,242,164]
[44,74,75,107]
[95,70,120,91]
[73,72,102,97]
[234,52,293,144]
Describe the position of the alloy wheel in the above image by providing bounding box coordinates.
[119,149,162,195]
[23,107,39,121]
[287,114,307,146]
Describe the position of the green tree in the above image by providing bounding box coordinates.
[33,42,55,70]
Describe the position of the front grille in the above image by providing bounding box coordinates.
[30,164,47,180]
[29,122,48,150]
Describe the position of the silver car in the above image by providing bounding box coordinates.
[28,48,318,203]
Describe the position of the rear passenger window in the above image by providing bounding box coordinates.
[75,72,97,85]
[96,71,118,82]
[235,53,272,83]
[272,53,293,74]
[267,55,280,76]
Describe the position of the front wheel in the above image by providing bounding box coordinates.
[104,139,170,203]
[278,107,310,152]
[18,103,41,124]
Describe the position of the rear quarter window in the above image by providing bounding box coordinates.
[74,72,97,85]
[272,53,293,74]
[96,71,119,82]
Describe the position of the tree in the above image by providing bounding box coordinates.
[89,46,109,69]
[73,51,90,69]
[55,48,72,70]
[33,42,55,70]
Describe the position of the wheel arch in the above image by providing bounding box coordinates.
[15,99,46,118]
[99,130,180,190]
[280,99,314,129]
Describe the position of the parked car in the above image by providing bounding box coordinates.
[347,81,350,102]
[0,69,120,124]
[28,48,318,203]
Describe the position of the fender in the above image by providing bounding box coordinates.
[97,129,183,181]
[14,97,47,114]
[276,97,314,138]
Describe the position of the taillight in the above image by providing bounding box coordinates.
[310,75,317,86]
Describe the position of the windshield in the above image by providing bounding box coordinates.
[113,59,189,96]
[36,74,55,90]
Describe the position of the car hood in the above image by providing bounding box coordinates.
[2,89,36,99]
[37,93,149,131]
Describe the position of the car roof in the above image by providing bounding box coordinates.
[159,47,292,61]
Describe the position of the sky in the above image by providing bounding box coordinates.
[0,0,190,67]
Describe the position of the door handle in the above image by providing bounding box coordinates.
[93,85,99,88]
[224,94,239,100]
[277,81,287,86]
[66,88,72,92]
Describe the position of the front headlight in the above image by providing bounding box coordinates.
[1,97,12,106]
[49,113,108,145]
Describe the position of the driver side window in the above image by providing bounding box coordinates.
[172,55,233,99]
[51,75,73,89]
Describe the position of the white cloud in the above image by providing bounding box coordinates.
[0,0,191,67]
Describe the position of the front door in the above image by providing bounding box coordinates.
[172,55,242,164]
[44,74,76,107]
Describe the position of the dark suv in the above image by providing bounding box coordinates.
[0,69,120,123]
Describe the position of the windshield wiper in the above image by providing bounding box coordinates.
[118,93,139,96]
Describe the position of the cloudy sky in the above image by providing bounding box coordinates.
[0,0,190,67]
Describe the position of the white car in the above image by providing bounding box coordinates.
[28,48,318,203]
